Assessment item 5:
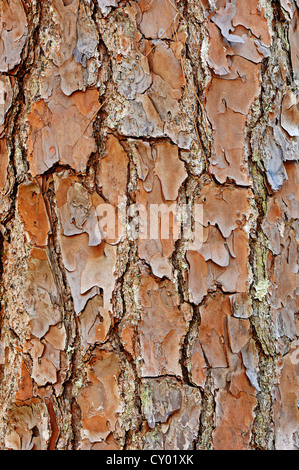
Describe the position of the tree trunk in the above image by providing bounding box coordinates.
[0,0,298,451]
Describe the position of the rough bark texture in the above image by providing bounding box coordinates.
[0,0,298,450]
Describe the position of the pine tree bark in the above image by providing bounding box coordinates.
[0,0,298,450]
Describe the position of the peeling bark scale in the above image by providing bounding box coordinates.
[0,0,298,451]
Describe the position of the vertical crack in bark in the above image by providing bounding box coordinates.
[246,3,291,447]
[0,230,4,385]
[41,173,84,449]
